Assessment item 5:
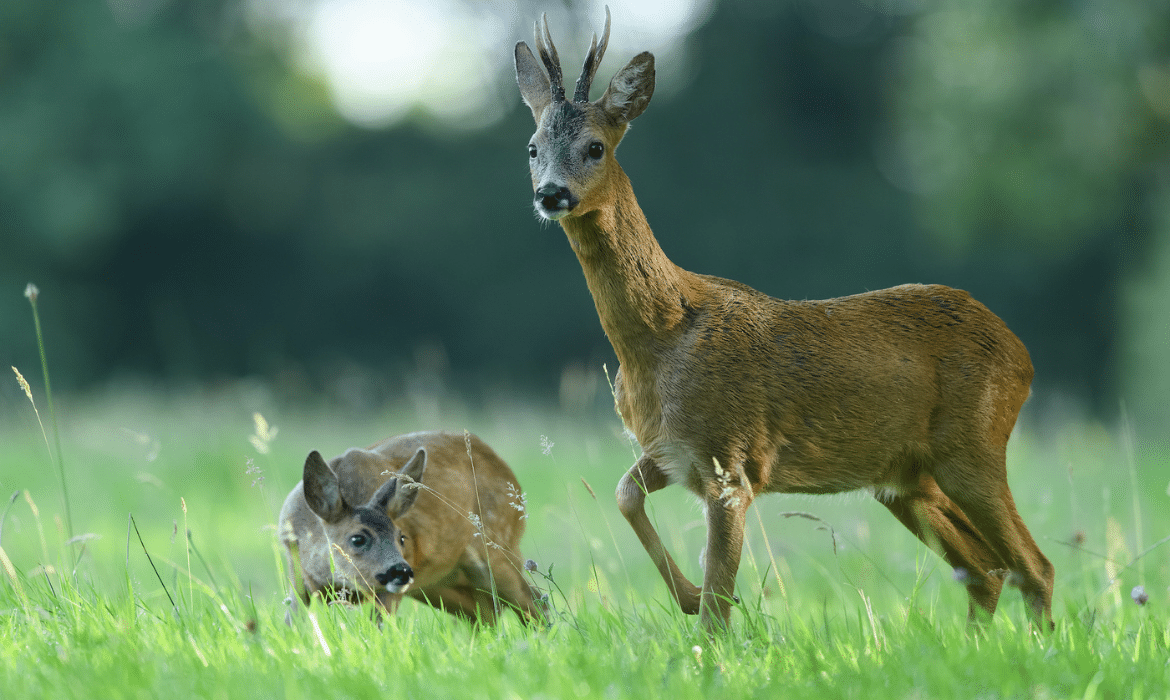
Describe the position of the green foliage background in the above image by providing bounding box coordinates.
[2,0,1168,436]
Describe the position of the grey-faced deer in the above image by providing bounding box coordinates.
[514,10,1053,633]
[279,430,541,625]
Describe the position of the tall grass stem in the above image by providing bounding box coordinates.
[24,284,72,540]
[0,491,19,547]
[1119,403,1144,583]
[130,514,180,621]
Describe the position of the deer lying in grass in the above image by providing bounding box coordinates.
[279,430,541,625]
[514,10,1053,633]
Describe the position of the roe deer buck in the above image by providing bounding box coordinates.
[514,9,1053,632]
[279,431,541,625]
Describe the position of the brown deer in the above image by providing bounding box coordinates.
[279,430,542,625]
[514,10,1053,632]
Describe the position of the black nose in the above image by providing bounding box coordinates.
[535,184,571,211]
[376,562,413,587]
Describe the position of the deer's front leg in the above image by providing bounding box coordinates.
[699,465,752,632]
[616,455,702,614]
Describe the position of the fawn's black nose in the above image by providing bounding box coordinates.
[535,184,573,214]
[376,562,414,590]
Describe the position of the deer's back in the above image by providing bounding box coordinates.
[639,282,1032,495]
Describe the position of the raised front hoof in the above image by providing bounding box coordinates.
[674,584,704,615]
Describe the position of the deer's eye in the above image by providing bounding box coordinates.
[399,534,406,547]
[528,144,538,158]
[588,142,604,159]
[349,533,369,549]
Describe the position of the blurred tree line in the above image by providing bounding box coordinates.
[2,0,1167,435]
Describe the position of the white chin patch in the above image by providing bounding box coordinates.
[537,207,569,221]
[384,579,413,595]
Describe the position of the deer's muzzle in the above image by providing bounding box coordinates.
[534,184,576,220]
[376,562,414,594]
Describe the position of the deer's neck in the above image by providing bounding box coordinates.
[560,167,693,367]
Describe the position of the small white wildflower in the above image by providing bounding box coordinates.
[524,559,538,572]
[1131,585,1148,606]
[506,482,529,519]
[245,457,264,488]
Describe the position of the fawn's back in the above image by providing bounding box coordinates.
[281,431,540,624]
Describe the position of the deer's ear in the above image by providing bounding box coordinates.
[303,451,345,524]
[597,52,654,124]
[374,448,427,520]
[515,41,552,123]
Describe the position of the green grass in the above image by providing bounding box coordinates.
[1,384,1168,698]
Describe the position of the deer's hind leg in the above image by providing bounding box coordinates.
[616,455,703,614]
[931,451,1054,630]
[877,472,1006,625]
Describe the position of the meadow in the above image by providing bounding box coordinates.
[1,373,1167,698]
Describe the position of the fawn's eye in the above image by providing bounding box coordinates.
[588,142,604,159]
[399,535,406,546]
[349,533,368,549]
[528,144,538,158]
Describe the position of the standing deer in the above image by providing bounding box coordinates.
[514,10,1053,632]
[279,430,541,625]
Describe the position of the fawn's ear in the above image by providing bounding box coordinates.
[515,42,552,124]
[597,52,655,124]
[372,448,427,520]
[303,451,345,524]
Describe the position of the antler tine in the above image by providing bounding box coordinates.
[573,33,600,102]
[536,13,565,102]
[573,6,611,103]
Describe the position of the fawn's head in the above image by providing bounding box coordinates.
[301,447,427,596]
[515,8,655,221]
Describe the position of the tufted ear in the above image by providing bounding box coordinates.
[371,448,427,520]
[597,52,655,124]
[515,41,552,123]
[303,451,345,524]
